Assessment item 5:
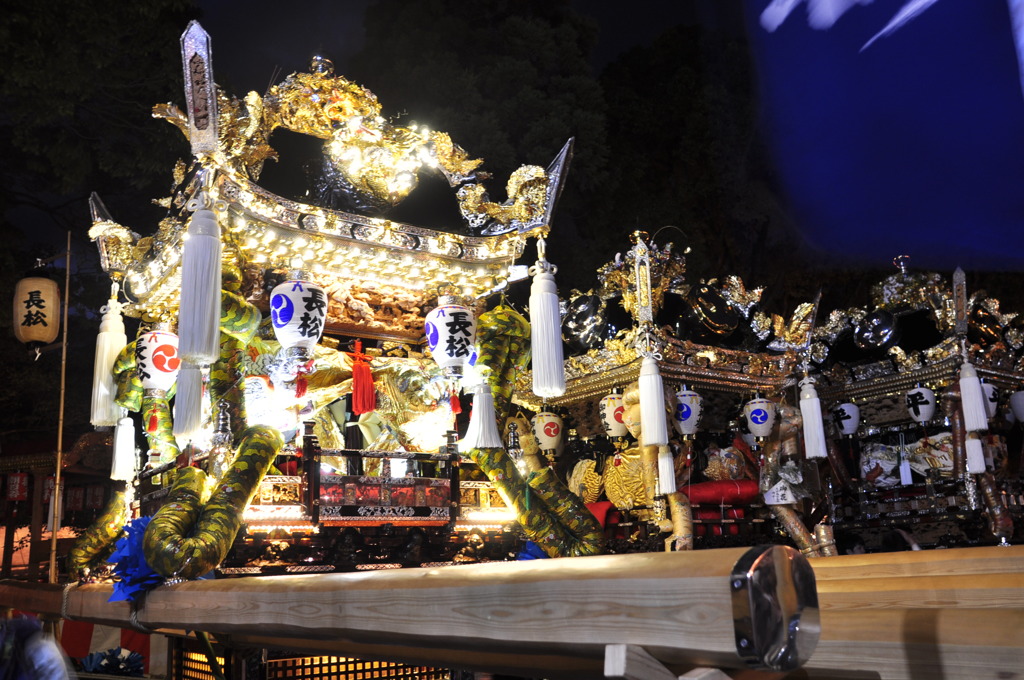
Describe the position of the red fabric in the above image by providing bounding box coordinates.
[681,480,760,505]
[60,620,156,674]
[586,500,615,527]
[348,340,376,415]
[294,375,308,399]
[450,389,461,415]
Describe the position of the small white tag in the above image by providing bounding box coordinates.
[764,480,795,505]
[899,458,913,486]
[507,264,530,282]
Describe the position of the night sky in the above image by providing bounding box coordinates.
[196,0,1024,273]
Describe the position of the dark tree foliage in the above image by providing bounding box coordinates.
[346,0,609,292]
[0,1,198,445]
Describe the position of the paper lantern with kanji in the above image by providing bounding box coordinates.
[425,297,477,377]
[136,329,180,392]
[270,275,327,351]
[13,276,60,347]
[598,391,628,438]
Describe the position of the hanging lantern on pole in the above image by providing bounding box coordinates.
[425,285,477,378]
[599,390,628,438]
[13,268,61,355]
[90,290,127,427]
[270,269,328,379]
[533,410,564,458]
[904,384,936,424]
[136,326,181,393]
[831,402,860,437]
[1010,390,1024,422]
[672,385,703,438]
[743,394,776,441]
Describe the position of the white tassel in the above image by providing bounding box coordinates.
[529,240,565,399]
[459,384,504,450]
[656,445,676,494]
[959,362,989,432]
[639,356,669,447]
[177,201,222,365]
[90,298,127,427]
[173,362,205,438]
[965,434,987,474]
[799,377,828,459]
[111,415,137,481]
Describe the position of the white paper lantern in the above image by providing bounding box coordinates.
[136,329,180,392]
[904,385,936,424]
[425,296,476,377]
[743,396,776,440]
[1010,390,1024,422]
[673,386,703,437]
[981,380,999,420]
[533,411,564,452]
[832,403,860,437]
[599,392,628,438]
[270,275,327,352]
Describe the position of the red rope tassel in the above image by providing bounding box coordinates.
[349,340,376,415]
[450,386,462,415]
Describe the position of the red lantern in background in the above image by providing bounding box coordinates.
[66,486,85,512]
[6,473,28,502]
[13,274,61,350]
[86,485,105,510]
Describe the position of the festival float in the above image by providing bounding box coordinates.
[2,21,1022,680]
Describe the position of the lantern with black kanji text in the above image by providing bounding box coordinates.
[270,270,328,366]
[13,274,61,351]
[424,286,477,378]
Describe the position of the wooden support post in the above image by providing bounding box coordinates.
[604,644,677,680]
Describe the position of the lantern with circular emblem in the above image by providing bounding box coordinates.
[904,384,936,424]
[136,326,180,393]
[598,390,628,438]
[13,273,61,351]
[980,380,999,420]
[673,385,703,438]
[533,411,564,455]
[425,286,476,378]
[270,271,327,359]
[743,394,776,441]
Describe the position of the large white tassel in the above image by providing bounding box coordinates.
[959,361,989,432]
[639,356,669,447]
[90,296,127,427]
[173,362,204,439]
[799,377,828,459]
[111,415,137,482]
[656,445,677,494]
[177,196,222,365]
[529,239,565,399]
[965,433,987,474]
[460,384,504,450]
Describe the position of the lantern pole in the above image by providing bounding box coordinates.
[48,231,70,585]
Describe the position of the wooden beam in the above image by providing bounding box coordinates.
[0,546,817,676]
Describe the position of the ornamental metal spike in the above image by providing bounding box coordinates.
[180,21,218,157]
[536,137,574,232]
[953,266,968,337]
